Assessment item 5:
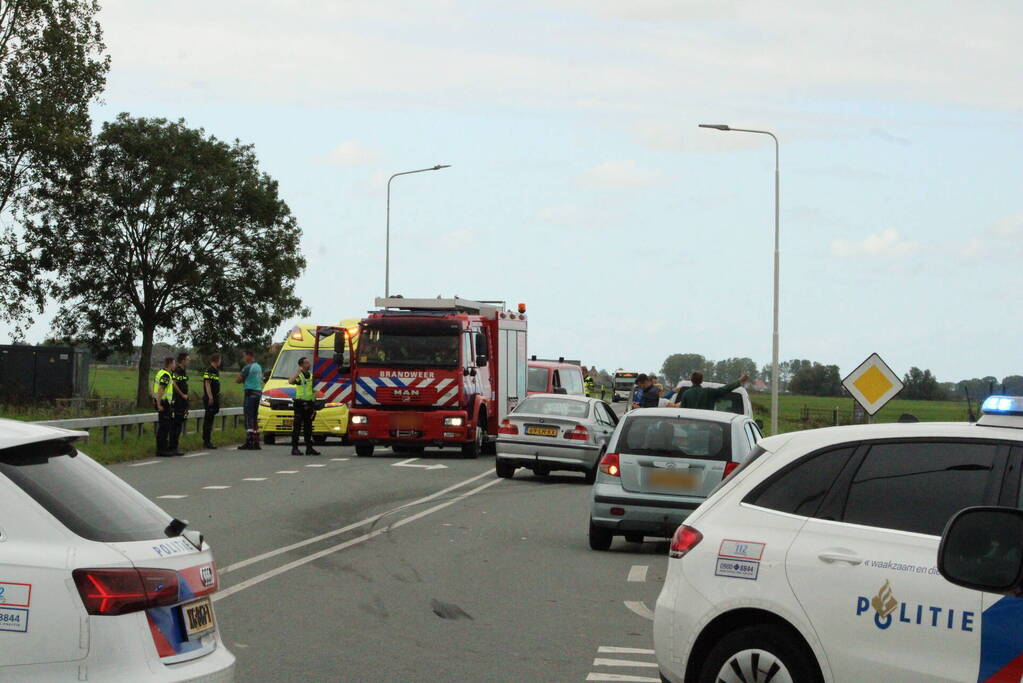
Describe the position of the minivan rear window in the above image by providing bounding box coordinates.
[618,415,730,460]
[0,440,173,543]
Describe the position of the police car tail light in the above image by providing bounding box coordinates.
[723,461,740,478]
[498,419,518,435]
[599,452,621,477]
[669,525,703,559]
[73,568,179,615]
[565,425,589,441]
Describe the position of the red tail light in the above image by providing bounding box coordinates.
[565,425,589,441]
[723,461,740,478]
[73,568,179,615]
[670,525,703,559]
[598,452,621,477]
[498,419,518,435]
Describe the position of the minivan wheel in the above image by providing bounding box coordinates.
[355,444,374,457]
[698,625,820,683]
[588,521,613,551]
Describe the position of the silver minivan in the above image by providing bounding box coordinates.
[589,408,761,550]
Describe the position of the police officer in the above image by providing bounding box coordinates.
[202,353,222,449]
[289,356,320,456]
[152,356,175,456]
[236,349,263,450]
[168,352,190,456]
[584,369,595,396]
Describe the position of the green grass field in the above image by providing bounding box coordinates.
[88,365,245,406]
[749,393,972,435]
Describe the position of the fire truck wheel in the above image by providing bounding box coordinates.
[355,444,374,457]
[263,433,276,445]
[461,426,483,459]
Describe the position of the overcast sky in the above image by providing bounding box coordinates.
[12,1,1023,382]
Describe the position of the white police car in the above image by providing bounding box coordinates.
[654,396,1023,683]
[0,419,235,681]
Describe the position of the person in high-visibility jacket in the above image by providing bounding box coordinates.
[288,356,320,456]
[152,356,175,456]
[584,372,595,395]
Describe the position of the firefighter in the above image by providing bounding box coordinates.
[289,356,320,456]
[167,352,190,456]
[236,349,263,450]
[153,356,175,456]
[202,353,222,449]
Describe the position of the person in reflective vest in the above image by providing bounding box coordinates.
[152,356,175,456]
[289,356,320,456]
[584,372,595,395]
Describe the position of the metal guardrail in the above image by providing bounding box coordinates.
[36,407,244,443]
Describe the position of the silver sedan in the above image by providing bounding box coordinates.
[495,394,619,482]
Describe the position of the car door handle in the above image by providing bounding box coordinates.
[817,549,863,565]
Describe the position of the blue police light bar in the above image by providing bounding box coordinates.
[981,396,1023,416]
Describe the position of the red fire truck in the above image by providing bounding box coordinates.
[345,297,528,458]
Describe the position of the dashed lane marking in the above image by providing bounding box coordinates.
[585,674,659,682]
[243,477,268,481]
[330,458,350,461]
[593,659,658,668]
[213,476,503,602]
[158,495,188,499]
[305,464,327,468]
[623,601,655,621]
[220,469,494,575]
[203,485,231,490]
[129,460,160,467]
[627,565,648,583]
[598,647,656,655]
[184,452,208,458]
[275,470,299,474]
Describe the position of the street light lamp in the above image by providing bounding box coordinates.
[385,164,451,297]
[699,123,780,435]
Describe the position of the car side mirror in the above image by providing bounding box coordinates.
[475,354,488,368]
[474,332,489,366]
[938,506,1023,595]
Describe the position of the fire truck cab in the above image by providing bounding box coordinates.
[347,297,528,459]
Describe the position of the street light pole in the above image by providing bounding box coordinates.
[699,124,781,434]
[385,164,451,298]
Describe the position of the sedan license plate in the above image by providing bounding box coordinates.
[649,470,699,489]
[525,425,558,437]
[182,597,215,640]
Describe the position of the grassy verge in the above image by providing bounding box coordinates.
[89,364,244,406]
[750,393,972,436]
[79,422,247,465]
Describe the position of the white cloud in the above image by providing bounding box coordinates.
[579,160,659,190]
[831,228,920,258]
[992,212,1023,237]
[324,141,378,166]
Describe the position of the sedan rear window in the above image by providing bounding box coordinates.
[618,415,730,460]
[0,439,173,543]
[514,397,589,418]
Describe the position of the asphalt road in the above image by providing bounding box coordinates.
[108,403,667,682]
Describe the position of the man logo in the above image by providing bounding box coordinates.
[200,566,215,588]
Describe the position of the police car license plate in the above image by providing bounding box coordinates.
[182,597,215,640]
[525,425,558,437]
[649,470,698,488]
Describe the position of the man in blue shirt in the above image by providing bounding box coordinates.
[236,349,263,450]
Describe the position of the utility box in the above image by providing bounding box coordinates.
[0,346,90,402]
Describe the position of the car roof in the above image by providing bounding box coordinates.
[757,421,1023,454]
[623,407,743,424]
[674,381,748,394]
[528,361,578,369]
[0,418,88,450]
[523,393,591,402]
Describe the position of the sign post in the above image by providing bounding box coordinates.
[843,353,904,422]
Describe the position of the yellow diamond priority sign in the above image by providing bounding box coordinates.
[843,353,904,416]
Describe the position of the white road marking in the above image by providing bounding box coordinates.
[129,460,160,467]
[214,477,502,600]
[184,451,208,458]
[627,565,648,583]
[220,469,494,575]
[392,457,448,470]
[623,601,655,621]
[243,477,267,481]
[275,470,299,474]
[593,659,658,668]
[585,674,659,682]
[203,485,231,490]
[598,647,656,655]
[330,457,350,461]
[158,494,188,499]
[305,464,326,468]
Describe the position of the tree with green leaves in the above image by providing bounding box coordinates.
[902,367,947,400]
[660,353,706,385]
[25,114,309,406]
[789,363,843,396]
[0,0,108,330]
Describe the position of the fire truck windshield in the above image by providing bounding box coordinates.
[357,329,460,368]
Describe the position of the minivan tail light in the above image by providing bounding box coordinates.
[599,452,620,477]
[565,425,589,441]
[670,525,703,559]
[723,461,740,478]
[498,419,518,435]
[73,568,179,615]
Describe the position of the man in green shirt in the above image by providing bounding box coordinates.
[678,371,750,410]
